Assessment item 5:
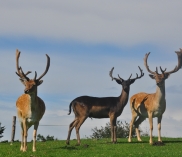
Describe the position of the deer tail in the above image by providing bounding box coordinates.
[68,101,73,115]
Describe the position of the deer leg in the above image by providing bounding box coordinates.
[157,115,162,142]
[110,117,117,143]
[148,112,153,144]
[128,112,137,142]
[22,120,28,152]
[32,122,39,152]
[75,116,87,146]
[20,123,24,151]
[134,116,145,142]
[66,118,79,145]
[113,124,117,144]
[110,118,114,143]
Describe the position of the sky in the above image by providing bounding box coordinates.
[0,1,182,142]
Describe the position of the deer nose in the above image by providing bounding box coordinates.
[156,82,160,86]
[24,89,29,93]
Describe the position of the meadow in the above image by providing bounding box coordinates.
[0,137,182,157]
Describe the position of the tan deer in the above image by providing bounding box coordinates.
[15,49,50,152]
[66,66,144,145]
[128,49,182,144]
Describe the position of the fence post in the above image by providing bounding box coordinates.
[11,116,16,144]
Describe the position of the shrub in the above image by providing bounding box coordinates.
[46,135,54,141]
[37,134,55,142]
[90,120,147,139]
[0,122,5,139]
[37,134,46,142]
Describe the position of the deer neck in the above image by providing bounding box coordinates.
[154,82,166,103]
[119,87,130,106]
[28,89,38,107]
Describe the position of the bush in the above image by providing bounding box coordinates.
[37,134,55,142]
[46,135,54,141]
[37,134,46,142]
[0,122,5,139]
[90,120,147,139]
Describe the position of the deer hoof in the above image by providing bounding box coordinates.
[20,146,24,151]
[149,140,153,145]
[23,149,27,152]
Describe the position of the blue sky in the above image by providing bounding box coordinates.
[1,1,182,141]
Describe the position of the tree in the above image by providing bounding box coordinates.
[37,134,46,142]
[37,134,55,142]
[0,122,5,139]
[46,135,54,141]
[90,120,147,139]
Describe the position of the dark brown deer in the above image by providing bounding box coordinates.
[128,49,182,144]
[66,66,144,145]
[15,49,50,152]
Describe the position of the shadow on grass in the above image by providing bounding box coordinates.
[163,140,182,144]
[59,144,89,149]
[98,141,148,145]
[53,146,77,150]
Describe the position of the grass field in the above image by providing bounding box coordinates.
[0,137,182,157]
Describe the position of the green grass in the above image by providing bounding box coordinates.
[0,137,182,157]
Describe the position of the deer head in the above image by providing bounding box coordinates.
[144,51,181,86]
[15,49,50,94]
[109,66,144,92]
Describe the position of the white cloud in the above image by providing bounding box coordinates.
[1,1,182,48]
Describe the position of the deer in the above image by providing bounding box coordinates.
[66,66,144,145]
[128,49,182,144]
[15,49,50,152]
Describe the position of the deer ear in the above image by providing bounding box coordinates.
[149,74,155,79]
[165,73,170,79]
[115,80,122,84]
[130,79,135,84]
[36,80,43,86]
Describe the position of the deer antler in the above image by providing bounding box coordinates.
[158,66,167,76]
[155,67,160,75]
[159,67,166,73]
[144,49,182,76]
[36,54,50,81]
[165,48,182,74]
[130,66,144,81]
[117,74,125,81]
[144,52,156,74]
[16,49,31,80]
[16,69,31,78]
[161,49,182,75]
[128,74,132,80]
[175,48,182,69]
[15,50,50,81]
[34,71,37,81]
[109,67,123,82]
